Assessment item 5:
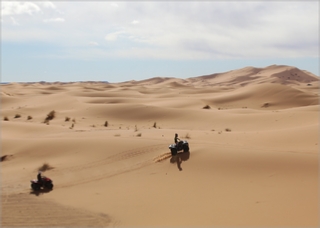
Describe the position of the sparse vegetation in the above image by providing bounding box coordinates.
[70,123,74,129]
[14,114,21,118]
[27,115,33,120]
[153,122,157,128]
[104,121,108,127]
[225,128,231,132]
[3,116,9,121]
[203,105,211,109]
[114,134,121,137]
[1,155,11,162]
[38,162,54,172]
[136,133,142,137]
[44,110,55,124]
[72,118,76,123]
[185,133,191,139]
[65,117,70,122]
[134,125,138,132]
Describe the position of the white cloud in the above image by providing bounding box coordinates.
[89,41,99,46]
[105,31,125,41]
[1,2,41,16]
[110,3,119,8]
[39,1,56,9]
[2,2,318,60]
[10,17,20,26]
[43,18,65,23]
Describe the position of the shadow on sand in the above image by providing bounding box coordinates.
[29,188,53,196]
[170,151,190,171]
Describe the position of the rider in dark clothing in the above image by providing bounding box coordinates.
[37,171,43,185]
[174,133,180,144]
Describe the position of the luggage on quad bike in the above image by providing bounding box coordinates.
[169,140,189,156]
[30,176,54,191]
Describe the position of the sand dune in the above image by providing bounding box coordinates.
[1,65,319,227]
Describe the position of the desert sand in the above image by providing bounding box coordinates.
[1,64,319,227]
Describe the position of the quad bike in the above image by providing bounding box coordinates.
[30,176,54,191]
[169,140,190,156]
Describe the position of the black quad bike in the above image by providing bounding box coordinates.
[30,176,54,191]
[169,140,190,156]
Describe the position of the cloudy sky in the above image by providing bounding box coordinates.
[1,1,319,83]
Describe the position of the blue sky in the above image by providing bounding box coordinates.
[1,1,319,83]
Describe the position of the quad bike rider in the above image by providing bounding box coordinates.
[30,172,54,191]
[169,133,190,156]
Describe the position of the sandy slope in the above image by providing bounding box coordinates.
[1,65,319,227]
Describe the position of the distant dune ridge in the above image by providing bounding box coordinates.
[1,65,319,227]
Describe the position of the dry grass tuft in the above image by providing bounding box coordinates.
[136,133,142,137]
[38,162,54,172]
[104,121,108,127]
[114,134,121,137]
[1,155,7,162]
[185,133,191,139]
[203,105,211,109]
[65,117,70,122]
[14,114,21,118]
[153,122,157,128]
[27,115,33,120]
[225,128,231,132]
[134,125,138,132]
[3,116,9,121]
[44,110,55,123]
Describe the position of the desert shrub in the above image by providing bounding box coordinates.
[14,114,21,118]
[203,105,211,109]
[3,116,9,121]
[27,115,32,120]
[153,122,157,128]
[65,117,70,122]
[72,118,76,123]
[38,162,54,172]
[44,110,55,123]
[225,128,231,132]
[136,133,142,137]
[104,121,108,127]
[134,125,138,132]
[70,123,74,129]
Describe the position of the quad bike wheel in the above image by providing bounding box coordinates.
[45,182,54,190]
[170,148,178,156]
[31,183,40,191]
[183,145,189,153]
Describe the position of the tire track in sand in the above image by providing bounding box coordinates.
[1,193,112,227]
[56,143,169,188]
